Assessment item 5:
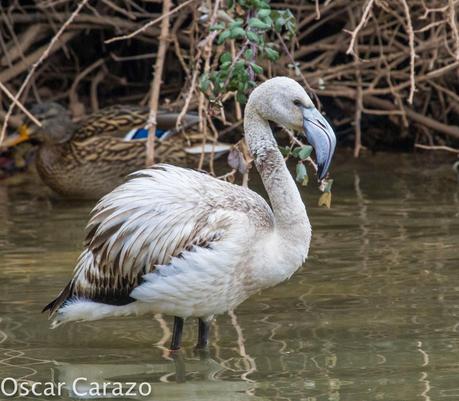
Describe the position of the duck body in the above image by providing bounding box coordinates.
[9,104,230,199]
[35,135,185,199]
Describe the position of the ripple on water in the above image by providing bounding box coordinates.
[0,153,458,401]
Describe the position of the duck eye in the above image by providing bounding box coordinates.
[293,99,302,107]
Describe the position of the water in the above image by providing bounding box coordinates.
[0,152,458,401]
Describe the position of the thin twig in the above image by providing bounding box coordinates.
[448,0,459,60]
[0,0,89,145]
[146,0,172,166]
[275,31,320,107]
[415,144,459,154]
[400,0,416,104]
[0,82,42,128]
[105,0,196,44]
[345,0,375,55]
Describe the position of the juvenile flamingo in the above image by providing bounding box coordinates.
[43,77,336,350]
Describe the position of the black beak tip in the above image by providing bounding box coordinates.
[317,165,326,181]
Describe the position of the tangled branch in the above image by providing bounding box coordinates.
[0,0,458,160]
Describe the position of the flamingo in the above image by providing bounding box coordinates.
[43,77,336,350]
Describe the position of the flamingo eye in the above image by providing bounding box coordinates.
[293,99,302,107]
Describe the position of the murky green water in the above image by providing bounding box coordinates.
[0,152,458,401]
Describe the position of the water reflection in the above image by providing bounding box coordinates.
[0,152,458,401]
[54,356,258,400]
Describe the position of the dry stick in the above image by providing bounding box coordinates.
[0,24,47,67]
[354,55,364,158]
[194,0,221,171]
[364,92,459,139]
[170,12,191,79]
[100,0,137,20]
[0,31,77,84]
[316,75,459,140]
[400,0,416,104]
[0,0,89,146]
[174,13,204,130]
[0,111,22,130]
[314,0,321,19]
[90,69,106,112]
[345,0,375,55]
[275,32,320,107]
[349,8,364,158]
[105,0,195,44]
[69,58,105,117]
[175,68,200,129]
[146,0,171,166]
[415,144,459,154]
[0,82,42,127]
[448,0,459,60]
[3,12,163,41]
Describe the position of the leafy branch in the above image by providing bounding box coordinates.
[280,134,334,208]
[199,0,296,105]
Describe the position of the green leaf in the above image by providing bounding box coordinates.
[248,17,270,30]
[274,17,286,32]
[250,63,263,74]
[263,16,273,27]
[244,48,254,60]
[292,147,301,158]
[220,61,232,71]
[199,74,210,92]
[257,9,271,18]
[220,52,232,63]
[210,22,225,31]
[234,59,245,72]
[230,26,246,39]
[279,146,290,156]
[229,19,244,29]
[217,29,231,44]
[237,80,246,92]
[296,162,307,183]
[265,47,280,61]
[236,91,247,104]
[298,145,313,160]
[246,31,259,43]
[286,20,297,35]
[322,179,334,193]
[255,0,270,8]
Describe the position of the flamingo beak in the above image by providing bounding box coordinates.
[1,125,31,148]
[302,107,336,180]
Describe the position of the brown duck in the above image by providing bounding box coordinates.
[3,103,231,199]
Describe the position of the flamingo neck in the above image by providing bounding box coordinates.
[243,105,310,235]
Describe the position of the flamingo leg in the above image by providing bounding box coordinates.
[196,318,210,349]
[170,316,184,350]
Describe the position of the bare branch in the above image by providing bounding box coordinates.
[105,0,196,44]
[0,0,89,145]
[146,0,172,166]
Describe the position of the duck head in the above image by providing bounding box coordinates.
[2,102,76,148]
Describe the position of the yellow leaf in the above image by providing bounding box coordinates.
[301,174,309,186]
[318,192,332,208]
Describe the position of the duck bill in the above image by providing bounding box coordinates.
[1,125,31,148]
[302,108,336,180]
